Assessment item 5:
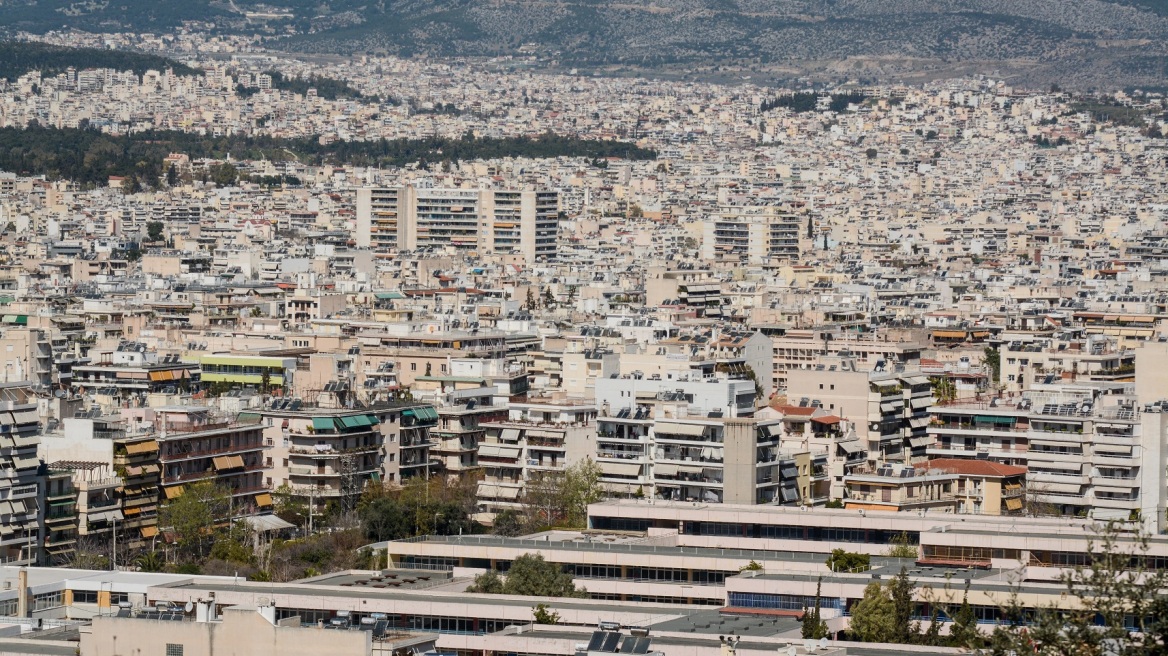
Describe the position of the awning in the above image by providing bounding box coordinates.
[1039,482,1082,495]
[1005,498,1023,511]
[656,464,679,476]
[838,441,862,454]
[149,370,174,382]
[140,525,159,539]
[212,455,245,471]
[678,464,705,475]
[477,483,521,499]
[499,428,521,442]
[909,436,933,449]
[655,423,706,437]
[760,424,781,437]
[89,510,124,523]
[911,397,934,408]
[933,330,967,339]
[244,514,295,532]
[908,417,931,429]
[237,411,261,424]
[975,415,1016,425]
[478,444,521,459]
[124,441,158,455]
[410,407,439,421]
[312,417,336,432]
[599,461,642,477]
[255,493,274,507]
[903,376,931,386]
[12,455,39,470]
[780,486,799,502]
[880,402,901,413]
[780,465,799,479]
[1005,483,1023,491]
[123,506,142,517]
[163,485,184,499]
[339,416,362,429]
[11,410,39,425]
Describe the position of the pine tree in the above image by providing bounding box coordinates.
[889,566,919,644]
[850,581,895,643]
[947,579,981,649]
[802,577,829,640]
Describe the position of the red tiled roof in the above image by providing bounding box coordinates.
[919,458,1026,478]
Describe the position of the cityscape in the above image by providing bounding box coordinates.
[0,4,1165,655]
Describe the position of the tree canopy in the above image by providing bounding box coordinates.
[468,554,587,598]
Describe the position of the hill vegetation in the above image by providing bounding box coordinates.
[0,40,196,81]
[0,125,656,187]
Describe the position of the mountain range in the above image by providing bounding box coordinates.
[3,0,1167,89]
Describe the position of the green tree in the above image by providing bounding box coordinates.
[989,521,1168,656]
[947,579,982,649]
[135,550,165,573]
[165,163,179,187]
[983,346,1001,385]
[802,576,829,639]
[825,549,870,573]
[146,221,164,242]
[889,566,918,644]
[210,163,239,187]
[159,481,231,561]
[885,532,918,559]
[466,569,504,594]
[533,603,561,624]
[361,495,414,541]
[849,581,895,643]
[499,554,586,598]
[492,508,525,537]
[542,287,556,309]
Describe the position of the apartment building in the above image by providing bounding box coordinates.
[258,401,439,514]
[476,398,596,517]
[926,382,1168,528]
[758,327,925,393]
[843,459,1026,515]
[356,185,561,264]
[41,414,161,553]
[785,360,934,464]
[0,382,43,565]
[700,205,805,264]
[155,407,269,518]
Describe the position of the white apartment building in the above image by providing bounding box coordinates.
[355,185,560,263]
[700,205,805,264]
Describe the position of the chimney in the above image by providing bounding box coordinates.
[16,568,27,618]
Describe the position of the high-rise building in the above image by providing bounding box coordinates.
[700,205,806,264]
[0,382,43,565]
[356,185,560,263]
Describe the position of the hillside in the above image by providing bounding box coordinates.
[3,0,1167,89]
[0,41,197,81]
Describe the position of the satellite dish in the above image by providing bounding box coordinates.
[786,647,798,656]
[184,601,194,613]
[819,637,829,649]
[804,639,816,652]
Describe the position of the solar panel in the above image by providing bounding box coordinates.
[587,632,607,651]
[631,637,652,654]
[601,631,622,652]
[619,637,638,653]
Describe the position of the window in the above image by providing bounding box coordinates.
[166,644,185,656]
[411,363,417,371]
[72,590,98,603]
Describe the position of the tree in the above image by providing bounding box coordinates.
[524,288,536,311]
[888,566,918,644]
[146,221,164,242]
[849,581,895,643]
[159,481,231,561]
[533,603,561,624]
[210,163,239,187]
[983,346,1001,386]
[165,163,179,187]
[885,532,918,559]
[136,550,165,573]
[826,549,870,573]
[865,147,878,159]
[802,577,829,640]
[466,569,504,594]
[989,521,1168,656]
[542,287,556,309]
[498,554,587,598]
[361,495,415,541]
[560,458,603,528]
[947,579,982,649]
[930,377,957,405]
[492,508,525,537]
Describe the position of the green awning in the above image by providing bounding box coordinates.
[237,411,261,424]
[367,414,380,426]
[339,416,360,428]
[1,315,27,324]
[413,406,439,422]
[975,415,1016,425]
[312,417,335,432]
[370,471,380,483]
[374,291,405,300]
